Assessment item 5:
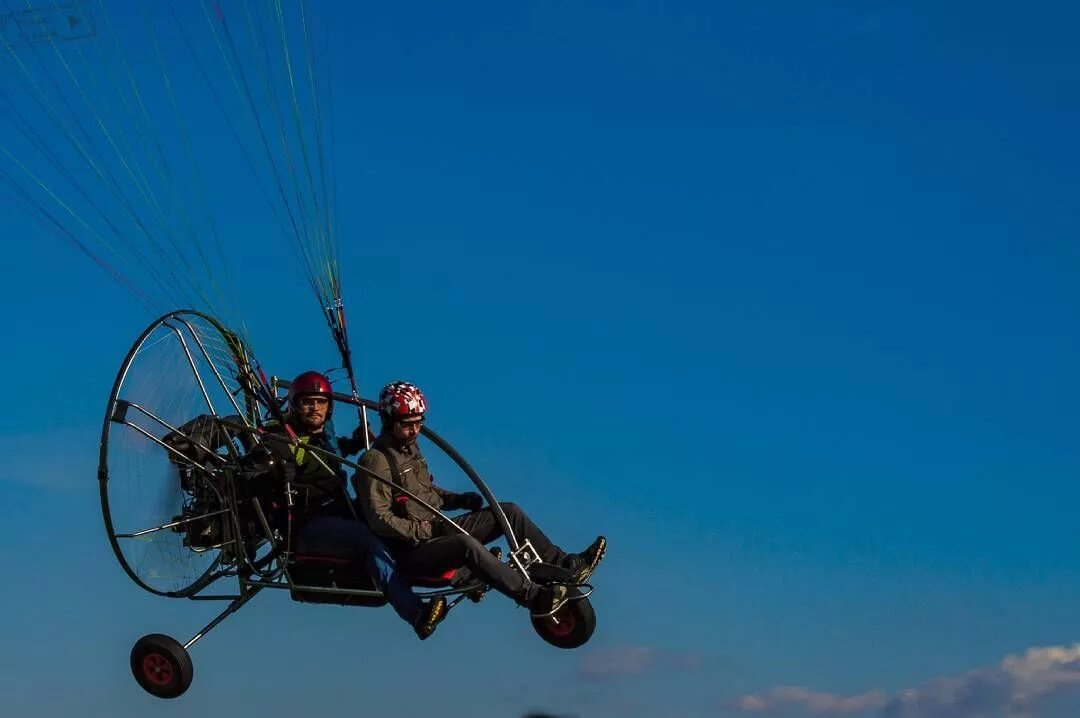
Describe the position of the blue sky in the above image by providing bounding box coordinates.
[2,1,1080,716]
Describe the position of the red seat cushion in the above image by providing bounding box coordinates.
[408,568,457,587]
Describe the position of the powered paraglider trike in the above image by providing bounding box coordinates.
[99,310,599,699]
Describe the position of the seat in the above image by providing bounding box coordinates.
[287,554,387,607]
[286,556,472,606]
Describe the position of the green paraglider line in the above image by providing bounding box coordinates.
[0,3,199,310]
[203,0,323,303]
[0,160,156,312]
[166,0,294,257]
[3,0,351,380]
[132,0,242,331]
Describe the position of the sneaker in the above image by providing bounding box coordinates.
[412,596,447,640]
[562,536,606,584]
[531,583,569,617]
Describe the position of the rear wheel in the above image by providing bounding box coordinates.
[130,633,193,699]
[531,588,596,649]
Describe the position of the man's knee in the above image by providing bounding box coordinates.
[433,533,478,558]
[498,501,522,518]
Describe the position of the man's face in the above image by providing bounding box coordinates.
[391,416,424,446]
[295,395,330,432]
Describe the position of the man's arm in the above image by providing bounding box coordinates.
[337,429,367,458]
[354,451,433,544]
[432,484,465,509]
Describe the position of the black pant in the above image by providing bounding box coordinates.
[394,502,568,604]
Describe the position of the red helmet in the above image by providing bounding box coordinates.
[378,381,427,419]
[288,371,334,414]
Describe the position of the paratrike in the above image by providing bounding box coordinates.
[99,310,598,699]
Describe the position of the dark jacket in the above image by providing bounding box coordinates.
[262,416,365,519]
[354,433,469,545]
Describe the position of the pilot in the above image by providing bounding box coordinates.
[266,371,446,640]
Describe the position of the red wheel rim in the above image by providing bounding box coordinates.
[141,653,175,686]
[546,604,577,637]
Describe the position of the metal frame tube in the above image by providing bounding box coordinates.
[115,507,231,538]
[163,320,219,418]
[242,576,482,601]
[182,586,261,650]
[173,316,259,432]
[114,400,227,471]
[243,579,383,598]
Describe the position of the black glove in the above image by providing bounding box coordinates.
[426,517,449,539]
[457,491,484,512]
[338,425,368,455]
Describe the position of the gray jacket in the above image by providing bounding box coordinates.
[354,435,468,544]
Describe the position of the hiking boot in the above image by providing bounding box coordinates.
[562,535,606,584]
[413,596,447,640]
[531,583,569,617]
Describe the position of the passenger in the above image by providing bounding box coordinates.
[354,381,606,614]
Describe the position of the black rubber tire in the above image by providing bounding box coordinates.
[531,588,596,649]
[130,633,193,699]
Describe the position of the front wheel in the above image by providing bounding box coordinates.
[130,633,193,699]
[531,588,596,649]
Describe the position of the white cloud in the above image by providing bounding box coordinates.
[732,644,1080,718]
[736,686,887,715]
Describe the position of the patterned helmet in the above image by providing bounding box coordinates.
[379,381,427,420]
[288,371,334,414]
